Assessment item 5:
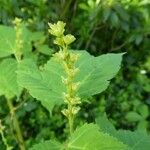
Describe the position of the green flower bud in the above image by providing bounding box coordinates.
[73,97,81,104]
[62,109,69,117]
[72,107,80,115]
[54,37,64,46]
[63,34,76,45]
[71,82,80,91]
[13,17,22,25]
[65,68,79,77]
[70,53,80,63]
[61,76,69,85]
[48,21,66,37]
[54,50,66,62]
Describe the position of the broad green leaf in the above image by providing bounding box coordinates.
[30,124,128,150]
[30,140,62,150]
[67,123,128,150]
[0,25,15,57]
[116,130,150,150]
[75,51,123,98]
[17,59,66,111]
[96,115,150,150]
[0,58,21,99]
[17,51,123,111]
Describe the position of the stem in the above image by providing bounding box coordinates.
[0,120,12,150]
[6,98,25,150]
[68,104,74,135]
[61,46,80,136]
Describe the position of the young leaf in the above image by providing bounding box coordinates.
[66,123,128,150]
[17,51,123,112]
[0,58,21,99]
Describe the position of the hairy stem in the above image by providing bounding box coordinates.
[68,102,74,135]
[6,99,25,150]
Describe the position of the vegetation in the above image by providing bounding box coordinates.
[0,0,150,149]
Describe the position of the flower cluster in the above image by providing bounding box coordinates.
[48,21,76,47]
[48,21,81,133]
[13,17,23,62]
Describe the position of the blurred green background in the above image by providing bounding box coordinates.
[0,0,150,149]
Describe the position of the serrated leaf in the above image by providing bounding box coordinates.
[96,115,150,150]
[0,58,21,99]
[67,123,128,150]
[17,58,66,112]
[116,130,150,150]
[0,25,15,57]
[96,115,116,135]
[30,140,62,150]
[75,51,123,98]
[17,51,123,111]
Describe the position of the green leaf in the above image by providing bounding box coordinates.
[103,8,111,22]
[116,130,150,150]
[75,51,123,98]
[137,105,149,118]
[0,58,21,99]
[17,58,66,112]
[114,4,129,21]
[17,51,123,111]
[37,45,53,56]
[137,120,148,130]
[125,112,143,122]
[67,123,128,150]
[135,34,143,45]
[96,115,116,135]
[0,25,15,57]
[96,115,150,150]
[30,140,62,150]
[110,12,119,27]
[30,124,128,150]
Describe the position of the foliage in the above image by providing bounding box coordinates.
[17,51,123,112]
[96,115,150,150]
[0,0,150,149]
[30,124,128,150]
